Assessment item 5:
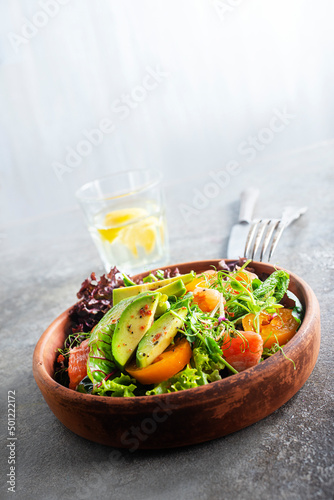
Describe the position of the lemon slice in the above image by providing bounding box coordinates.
[97,208,160,257]
[104,208,147,226]
[122,216,159,257]
[98,208,147,244]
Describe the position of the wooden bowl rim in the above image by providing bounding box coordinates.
[33,259,319,407]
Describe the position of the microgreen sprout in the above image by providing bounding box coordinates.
[262,336,296,369]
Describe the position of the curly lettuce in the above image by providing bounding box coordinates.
[77,374,137,397]
[145,365,200,395]
[96,373,137,397]
[145,346,227,395]
[192,347,226,385]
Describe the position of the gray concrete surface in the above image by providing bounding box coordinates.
[1,143,333,500]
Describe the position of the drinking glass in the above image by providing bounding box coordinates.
[76,169,169,274]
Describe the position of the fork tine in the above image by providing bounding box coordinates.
[268,222,287,261]
[251,219,270,260]
[244,220,259,258]
[260,219,280,261]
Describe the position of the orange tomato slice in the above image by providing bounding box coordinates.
[185,270,218,292]
[242,308,299,348]
[126,338,192,385]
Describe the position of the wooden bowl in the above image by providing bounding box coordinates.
[33,260,320,449]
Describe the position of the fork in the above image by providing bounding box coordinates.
[244,206,308,262]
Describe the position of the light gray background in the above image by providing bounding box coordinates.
[1,0,334,227]
[1,2,333,500]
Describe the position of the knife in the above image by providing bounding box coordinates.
[227,188,259,259]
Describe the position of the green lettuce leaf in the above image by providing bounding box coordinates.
[253,270,289,303]
[76,375,93,394]
[192,346,225,385]
[145,365,200,395]
[96,373,137,397]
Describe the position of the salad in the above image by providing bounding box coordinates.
[55,259,303,397]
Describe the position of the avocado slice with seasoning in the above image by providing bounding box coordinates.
[112,293,161,369]
[136,306,188,368]
[93,291,158,332]
[153,280,186,318]
[112,272,195,305]
[154,279,186,298]
[154,300,170,318]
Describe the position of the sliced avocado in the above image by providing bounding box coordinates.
[113,272,195,305]
[153,279,186,298]
[154,300,170,318]
[151,279,186,319]
[112,293,161,369]
[91,291,159,337]
[136,306,188,368]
